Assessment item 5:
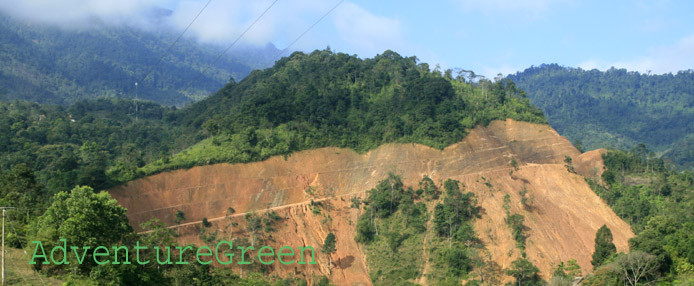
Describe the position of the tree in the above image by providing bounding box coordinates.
[564,259,582,278]
[564,156,575,173]
[592,225,617,268]
[174,209,186,236]
[615,251,659,286]
[34,186,133,275]
[245,213,262,247]
[506,258,543,286]
[226,207,237,240]
[323,232,337,271]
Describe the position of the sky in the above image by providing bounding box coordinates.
[1,0,693,78]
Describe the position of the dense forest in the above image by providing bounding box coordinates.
[141,49,546,176]
[0,13,277,106]
[508,64,694,169]
[581,148,694,285]
[0,49,548,285]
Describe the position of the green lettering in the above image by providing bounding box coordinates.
[154,246,173,265]
[215,240,233,265]
[135,241,149,265]
[112,245,130,265]
[175,245,192,265]
[237,246,254,265]
[298,246,316,265]
[93,246,110,265]
[50,238,68,265]
[29,241,49,265]
[258,246,274,265]
[196,246,213,265]
[278,246,295,265]
[70,246,90,264]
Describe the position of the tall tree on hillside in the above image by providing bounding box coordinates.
[323,232,337,272]
[174,210,186,236]
[226,207,237,240]
[592,225,617,268]
[506,258,543,286]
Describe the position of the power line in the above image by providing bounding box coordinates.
[181,0,279,95]
[127,0,213,99]
[273,0,344,61]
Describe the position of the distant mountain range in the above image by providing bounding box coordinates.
[509,64,694,169]
[0,14,278,106]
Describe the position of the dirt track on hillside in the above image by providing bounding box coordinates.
[110,119,632,285]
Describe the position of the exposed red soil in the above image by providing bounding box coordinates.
[110,119,633,285]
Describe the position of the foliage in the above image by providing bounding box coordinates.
[355,175,433,285]
[323,233,337,256]
[587,148,694,283]
[509,64,694,169]
[33,186,132,270]
[143,49,546,175]
[0,14,275,105]
[432,179,480,244]
[591,225,617,268]
[505,258,543,286]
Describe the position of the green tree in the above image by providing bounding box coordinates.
[506,258,543,286]
[592,225,617,268]
[226,207,238,240]
[322,232,337,271]
[34,186,133,275]
[615,251,660,286]
[174,209,186,236]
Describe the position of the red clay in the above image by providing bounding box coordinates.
[110,119,633,285]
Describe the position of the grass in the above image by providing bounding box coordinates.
[4,247,62,285]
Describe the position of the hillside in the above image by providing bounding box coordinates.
[110,119,634,284]
[139,49,546,177]
[508,64,694,169]
[0,13,277,106]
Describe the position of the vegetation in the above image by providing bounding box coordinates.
[0,14,276,105]
[0,49,612,286]
[354,175,488,285]
[509,64,694,169]
[142,49,546,175]
[591,225,617,268]
[585,147,694,284]
[355,174,429,285]
[505,258,543,286]
[322,233,337,272]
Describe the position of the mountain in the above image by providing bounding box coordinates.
[507,64,694,169]
[136,49,547,178]
[0,14,278,106]
[111,119,634,285]
[4,50,691,285]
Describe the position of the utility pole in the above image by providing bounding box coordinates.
[1,207,15,286]
[134,82,139,121]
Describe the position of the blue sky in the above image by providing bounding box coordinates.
[2,0,693,78]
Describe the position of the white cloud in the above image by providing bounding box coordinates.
[0,0,405,56]
[579,35,694,74]
[333,1,404,57]
[0,0,169,27]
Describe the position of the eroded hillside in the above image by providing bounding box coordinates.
[110,119,634,284]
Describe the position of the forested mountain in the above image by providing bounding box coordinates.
[0,49,549,285]
[508,64,694,169]
[143,49,546,176]
[0,13,278,106]
[0,49,546,195]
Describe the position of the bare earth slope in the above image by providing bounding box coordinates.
[110,119,633,285]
